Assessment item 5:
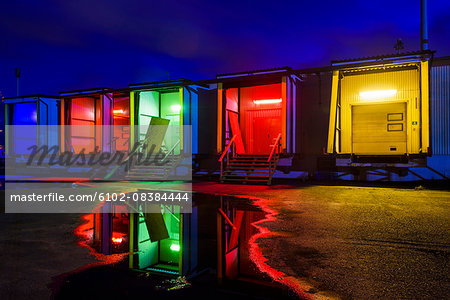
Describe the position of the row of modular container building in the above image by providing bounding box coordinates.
[3,51,450,181]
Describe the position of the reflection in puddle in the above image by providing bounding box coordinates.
[73,214,127,266]
[69,193,301,299]
[218,196,269,281]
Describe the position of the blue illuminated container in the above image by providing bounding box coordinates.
[4,95,60,155]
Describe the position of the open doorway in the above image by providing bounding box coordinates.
[135,205,182,275]
[112,92,130,152]
[225,83,282,155]
[9,102,38,155]
[64,96,101,153]
[138,90,181,155]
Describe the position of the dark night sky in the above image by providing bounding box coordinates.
[1,0,449,97]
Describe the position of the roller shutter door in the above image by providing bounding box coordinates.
[352,102,406,154]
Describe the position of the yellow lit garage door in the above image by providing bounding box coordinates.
[352,102,406,155]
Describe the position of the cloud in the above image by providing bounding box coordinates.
[1,0,449,96]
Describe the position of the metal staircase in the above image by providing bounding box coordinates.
[219,134,281,185]
[126,140,181,181]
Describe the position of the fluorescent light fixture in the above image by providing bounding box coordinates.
[113,109,124,114]
[170,243,180,252]
[112,237,123,244]
[253,98,282,104]
[359,89,397,100]
[171,104,181,113]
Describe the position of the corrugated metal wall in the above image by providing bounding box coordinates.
[430,65,450,155]
[341,68,420,105]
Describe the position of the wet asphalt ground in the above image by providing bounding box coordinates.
[0,182,449,299]
[240,184,450,299]
[0,213,96,299]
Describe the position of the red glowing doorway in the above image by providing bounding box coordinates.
[225,83,283,155]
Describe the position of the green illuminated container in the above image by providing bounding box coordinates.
[129,79,212,156]
[93,193,219,278]
[128,203,199,276]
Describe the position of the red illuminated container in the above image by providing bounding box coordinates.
[60,88,131,153]
[215,67,300,184]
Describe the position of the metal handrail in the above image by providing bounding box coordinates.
[219,135,237,162]
[267,133,282,185]
[267,133,282,162]
[123,128,168,163]
[219,135,237,182]
[162,139,180,162]
[121,133,170,172]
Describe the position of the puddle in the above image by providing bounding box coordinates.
[61,193,305,299]
[73,214,128,263]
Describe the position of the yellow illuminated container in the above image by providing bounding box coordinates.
[327,57,430,156]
